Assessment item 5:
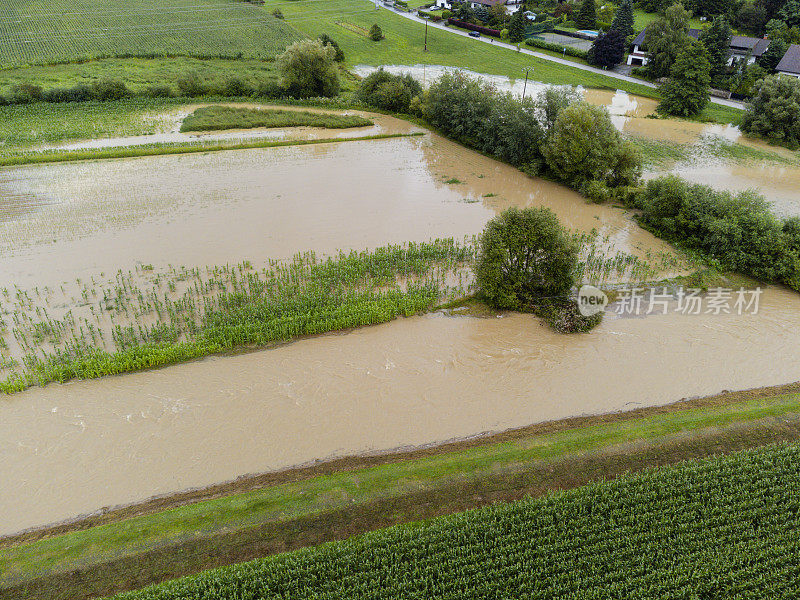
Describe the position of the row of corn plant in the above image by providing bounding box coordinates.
[110,442,800,600]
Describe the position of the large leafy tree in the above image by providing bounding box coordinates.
[541,101,641,189]
[575,0,597,29]
[778,0,800,27]
[277,39,340,98]
[742,75,800,149]
[476,207,578,310]
[659,41,712,116]
[644,3,692,79]
[610,0,635,39]
[699,16,732,84]
[588,29,627,68]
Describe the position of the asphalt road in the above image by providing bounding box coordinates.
[376,4,745,110]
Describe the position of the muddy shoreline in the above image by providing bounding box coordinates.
[4,379,799,549]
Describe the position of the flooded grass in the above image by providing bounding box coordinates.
[0,232,663,394]
[0,239,476,394]
[0,132,420,167]
[179,106,374,133]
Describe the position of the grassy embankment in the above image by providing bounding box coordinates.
[179,106,373,132]
[3,384,800,600]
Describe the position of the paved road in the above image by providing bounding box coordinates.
[377,5,745,110]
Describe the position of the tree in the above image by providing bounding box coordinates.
[318,33,345,62]
[778,0,800,27]
[358,68,422,112]
[588,29,627,68]
[508,10,526,43]
[699,16,732,84]
[541,102,641,189]
[610,0,634,39]
[741,75,800,148]
[575,0,597,29]
[644,3,692,79]
[758,37,788,71]
[277,39,340,98]
[476,207,578,310]
[694,0,732,18]
[369,24,383,41]
[658,41,711,116]
[532,86,583,133]
[475,6,491,23]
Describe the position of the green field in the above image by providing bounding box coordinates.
[0,57,283,96]
[0,0,300,67]
[104,442,800,599]
[179,105,373,132]
[4,387,800,598]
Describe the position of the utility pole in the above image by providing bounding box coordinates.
[521,65,534,99]
[424,19,428,52]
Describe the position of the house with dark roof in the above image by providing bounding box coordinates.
[626,26,770,67]
[776,44,800,79]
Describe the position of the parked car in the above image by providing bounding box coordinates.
[468,31,481,38]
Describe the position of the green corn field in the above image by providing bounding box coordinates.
[0,0,300,68]
[109,442,800,599]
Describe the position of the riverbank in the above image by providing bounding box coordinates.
[3,381,800,600]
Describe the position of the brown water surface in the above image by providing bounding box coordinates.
[2,287,799,535]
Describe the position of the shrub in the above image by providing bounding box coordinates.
[318,33,345,62]
[8,83,43,104]
[91,78,130,101]
[448,18,502,37]
[369,24,384,41]
[638,175,800,287]
[442,9,452,18]
[477,207,579,311]
[272,8,284,19]
[255,80,286,98]
[222,77,253,97]
[177,71,208,97]
[143,84,174,98]
[277,39,340,98]
[358,68,422,112]
[533,297,603,333]
[42,84,94,103]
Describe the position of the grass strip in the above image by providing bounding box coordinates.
[0,132,422,167]
[179,106,373,133]
[2,386,800,594]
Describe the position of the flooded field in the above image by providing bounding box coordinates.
[0,133,674,290]
[2,286,800,535]
[2,100,799,537]
[36,104,416,152]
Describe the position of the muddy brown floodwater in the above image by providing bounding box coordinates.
[2,288,800,535]
[0,132,674,289]
[1,107,799,537]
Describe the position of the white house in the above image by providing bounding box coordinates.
[435,0,521,14]
[627,27,771,67]
[776,44,800,79]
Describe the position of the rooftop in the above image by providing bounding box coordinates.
[776,44,800,74]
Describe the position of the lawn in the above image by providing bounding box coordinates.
[4,386,800,598]
[0,0,300,67]
[633,8,705,31]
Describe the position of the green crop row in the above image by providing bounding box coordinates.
[110,442,800,599]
